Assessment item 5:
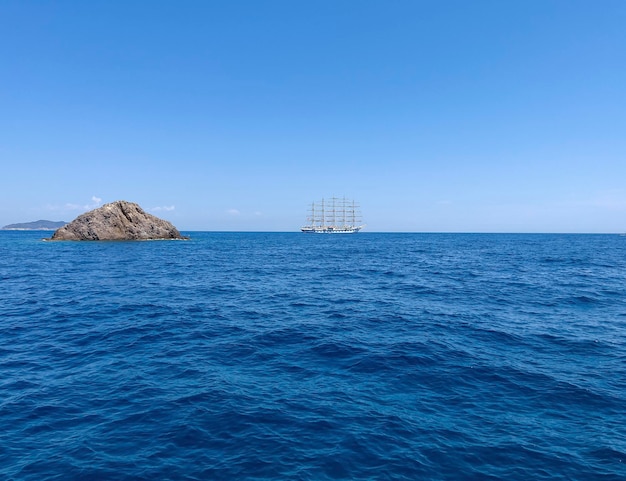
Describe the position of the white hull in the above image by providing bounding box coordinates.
[301,226,362,234]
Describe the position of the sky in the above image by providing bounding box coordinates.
[1,0,625,232]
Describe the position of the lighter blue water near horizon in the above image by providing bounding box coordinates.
[1,231,625,480]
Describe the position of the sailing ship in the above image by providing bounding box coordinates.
[301,197,364,233]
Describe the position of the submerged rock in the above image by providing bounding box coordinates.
[49,200,187,241]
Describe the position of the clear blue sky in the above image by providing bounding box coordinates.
[1,0,625,232]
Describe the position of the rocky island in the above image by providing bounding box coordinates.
[49,200,188,241]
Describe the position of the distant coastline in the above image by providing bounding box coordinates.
[1,220,67,231]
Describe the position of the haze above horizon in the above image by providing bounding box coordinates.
[2,1,625,233]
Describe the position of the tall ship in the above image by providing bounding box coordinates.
[301,197,364,234]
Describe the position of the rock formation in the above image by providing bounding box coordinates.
[49,201,187,241]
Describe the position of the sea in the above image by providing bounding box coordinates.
[1,231,625,480]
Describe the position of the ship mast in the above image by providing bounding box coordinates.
[351,199,356,227]
[302,197,363,232]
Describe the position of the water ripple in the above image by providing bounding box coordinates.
[1,232,625,480]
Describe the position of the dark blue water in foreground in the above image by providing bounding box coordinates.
[1,232,625,480]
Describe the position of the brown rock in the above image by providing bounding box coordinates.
[49,201,188,241]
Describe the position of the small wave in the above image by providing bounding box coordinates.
[2,232,626,480]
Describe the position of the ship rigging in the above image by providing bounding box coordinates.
[301,197,364,234]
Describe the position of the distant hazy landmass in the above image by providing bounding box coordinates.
[2,220,68,230]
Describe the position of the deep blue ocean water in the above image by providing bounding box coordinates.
[1,231,625,480]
